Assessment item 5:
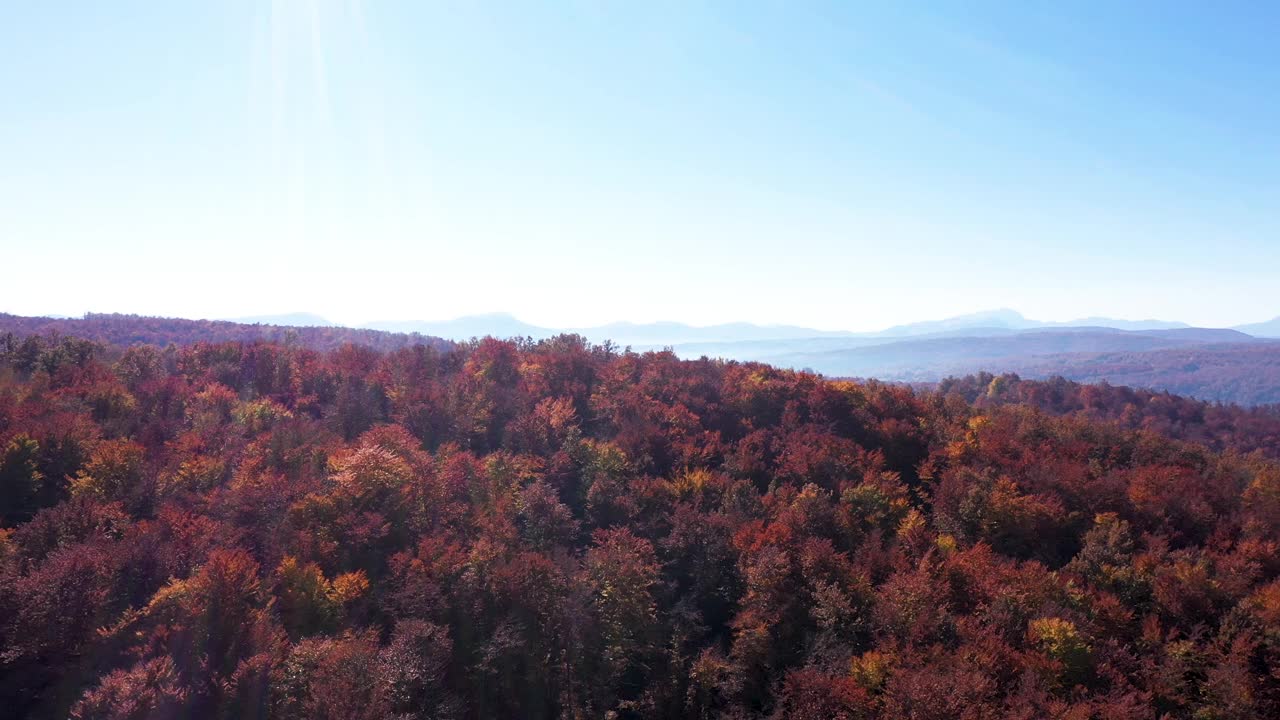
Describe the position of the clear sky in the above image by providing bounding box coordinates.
[2,1,1277,330]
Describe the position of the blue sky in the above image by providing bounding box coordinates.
[1,1,1277,329]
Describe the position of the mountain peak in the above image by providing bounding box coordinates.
[1234,316,1280,338]
[878,309,1035,337]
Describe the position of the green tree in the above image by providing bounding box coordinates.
[0,434,43,525]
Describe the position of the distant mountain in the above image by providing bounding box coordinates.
[1136,328,1257,343]
[359,309,1198,347]
[90,308,1267,403]
[348,309,1218,349]
[649,326,1033,359]
[666,327,1255,366]
[569,321,854,346]
[1235,316,1280,338]
[876,309,1040,336]
[228,312,337,327]
[668,326,1280,404]
[1010,343,1280,405]
[364,313,553,340]
[5,310,1278,405]
[875,309,1188,337]
[750,329,1203,378]
[1058,317,1189,331]
[362,314,854,346]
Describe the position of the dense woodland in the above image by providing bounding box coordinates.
[2,331,1280,719]
[937,373,1280,461]
[0,314,452,354]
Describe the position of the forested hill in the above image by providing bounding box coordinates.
[0,313,452,353]
[2,333,1279,718]
[936,372,1280,460]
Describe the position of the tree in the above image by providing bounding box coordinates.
[0,434,43,525]
[584,528,660,707]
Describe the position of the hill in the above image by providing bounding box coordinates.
[365,312,551,340]
[996,342,1280,405]
[676,329,1280,405]
[362,309,1203,345]
[0,313,451,353]
[1236,316,1280,338]
[935,372,1280,458]
[756,328,1199,375]
[363,313,856,345]
[1,333,1278,718]
[7,313,1278,405]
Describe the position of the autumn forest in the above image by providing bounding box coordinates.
[2,326,1279,719]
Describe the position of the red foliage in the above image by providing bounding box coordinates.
[0,334,1277,718]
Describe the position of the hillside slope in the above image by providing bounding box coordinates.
[1007,343,1280,405]
[677,330,1280,406]
[0,313,451,353]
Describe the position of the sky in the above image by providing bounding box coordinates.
[1,1,1278,331]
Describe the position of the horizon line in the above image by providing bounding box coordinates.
[11,308,1278,335]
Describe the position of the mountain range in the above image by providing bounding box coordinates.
[1234,316,1280,338]
[10,310,1280,404]
[244,308,1278,344]
[362,314,859,345]
[219,309,1280,406]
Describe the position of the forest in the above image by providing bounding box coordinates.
[0,314,452,354]
[2,330,1279,719]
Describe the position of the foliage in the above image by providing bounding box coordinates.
[0,334,1277,718]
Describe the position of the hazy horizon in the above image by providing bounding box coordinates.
[12,306,1278,335]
